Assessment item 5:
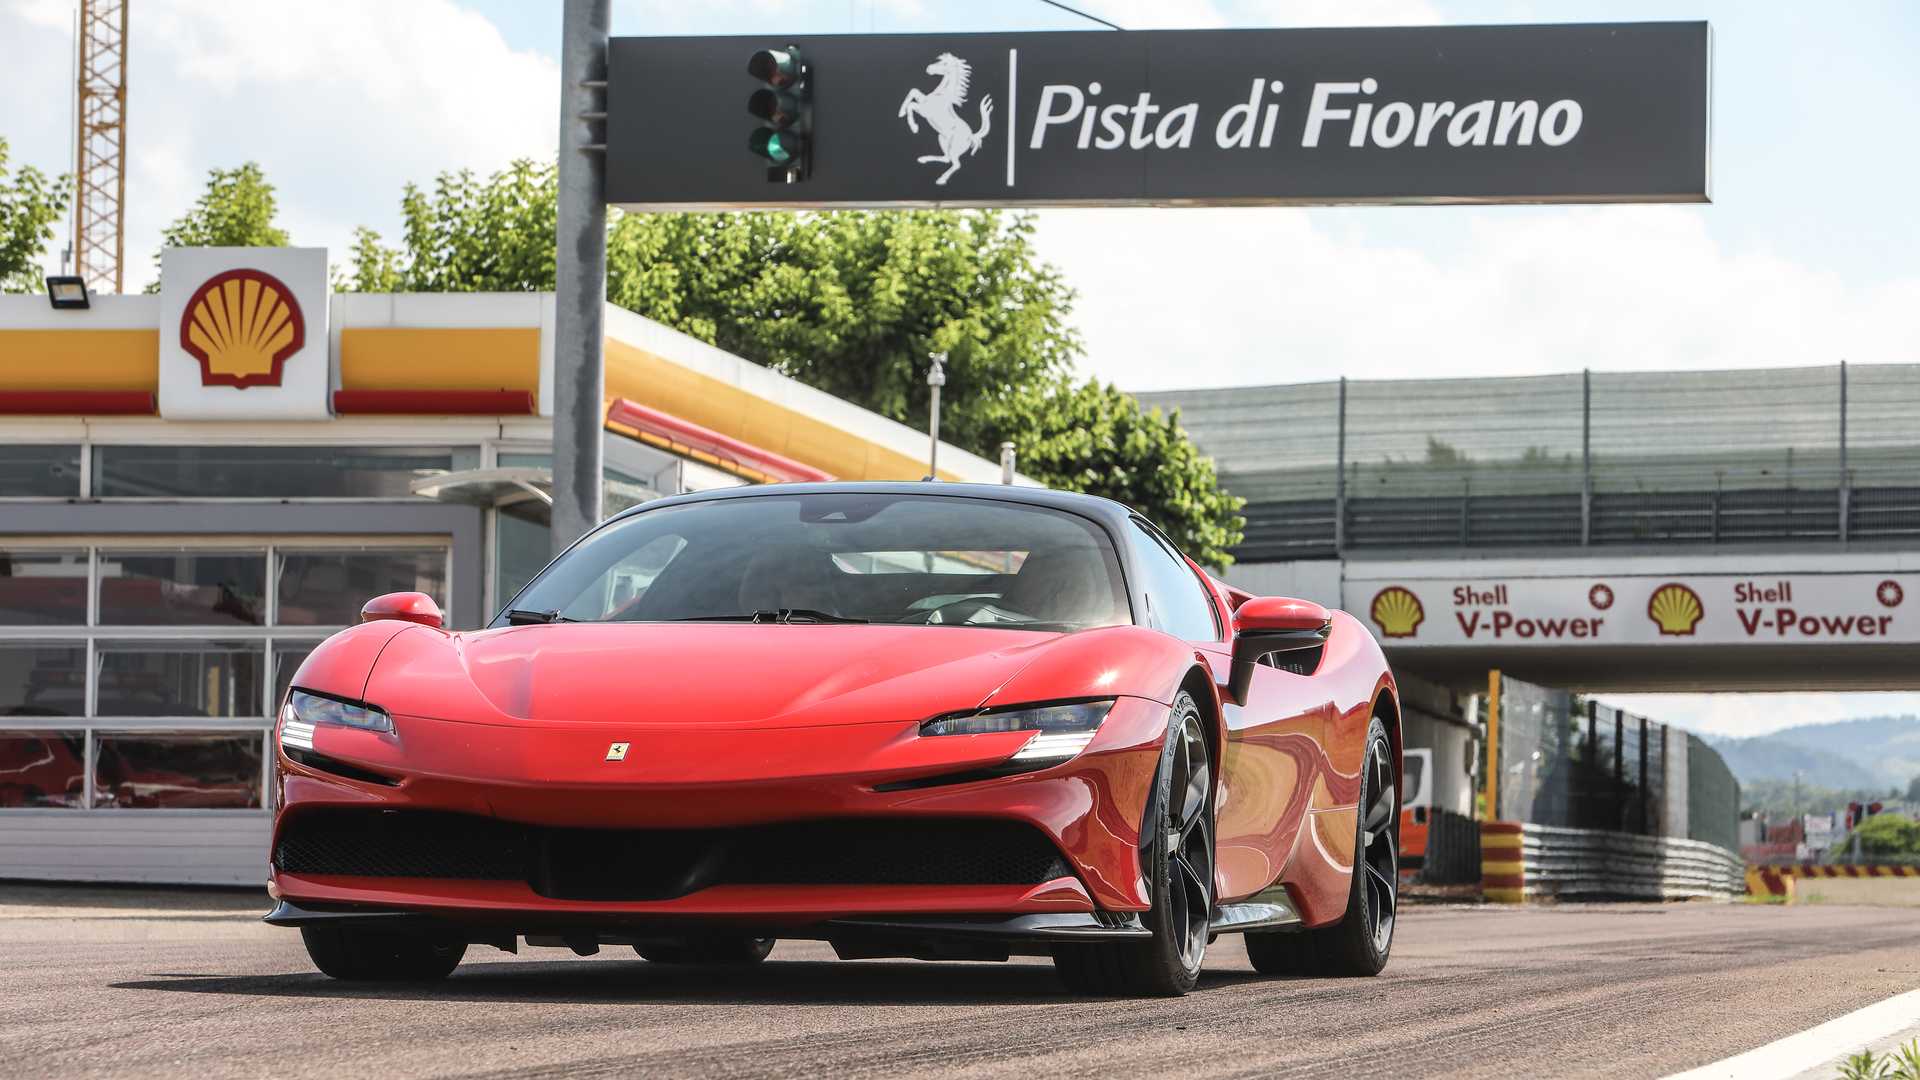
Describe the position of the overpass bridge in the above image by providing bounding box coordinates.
[1139,362,1920,692]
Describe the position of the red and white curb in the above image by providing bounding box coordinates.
[1663,989,1920,1080]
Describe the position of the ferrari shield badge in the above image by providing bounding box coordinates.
[605,742,630,762]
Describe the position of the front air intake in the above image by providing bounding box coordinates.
[274,810,1074,900]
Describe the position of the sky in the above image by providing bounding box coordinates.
[2,0,1918,736]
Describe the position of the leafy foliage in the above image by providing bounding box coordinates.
[149,163,291,291]
[1835,813,1920,858]
[1835,1040,1920,1080]
[344,160,1245,566]
[0,136,71,293]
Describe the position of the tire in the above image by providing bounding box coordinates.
[300,924,466,981]
[1246,715,1397,977]
[1054,691,1213,997]
[634,936,775,965]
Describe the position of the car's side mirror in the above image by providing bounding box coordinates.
[1226,596,1330,705]
[360,591,444,629]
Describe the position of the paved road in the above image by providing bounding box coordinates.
[2,886,1917,1079]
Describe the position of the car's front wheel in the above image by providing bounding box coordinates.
[300,924,466,981]
[1053,691,1213,997]
[1245,715,1397,977]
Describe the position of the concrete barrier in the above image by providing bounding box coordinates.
[1480,821,1746,902]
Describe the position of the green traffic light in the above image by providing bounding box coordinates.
[749,128,801,165]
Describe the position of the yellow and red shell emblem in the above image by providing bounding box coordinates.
[1647,583,1704,636]
[179,268,305,389]
[1369,586,1424,639]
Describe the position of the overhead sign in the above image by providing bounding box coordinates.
[606,22,1710,209]
[1347,574,1915,648]
[159,247,330,420]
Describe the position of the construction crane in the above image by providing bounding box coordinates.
[73,0,128,294]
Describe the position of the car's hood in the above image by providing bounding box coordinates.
[362,622,1072,729]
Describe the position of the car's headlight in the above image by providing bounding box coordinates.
[279,689,392,751]
[921,700,1113,766]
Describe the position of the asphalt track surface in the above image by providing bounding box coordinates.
[3,887,1918,1079]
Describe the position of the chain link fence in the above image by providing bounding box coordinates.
[1137,362,1920,560]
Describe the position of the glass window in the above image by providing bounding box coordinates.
[93,445,478,498]
[276,549,447,626]
[0,645,87,717]
[496,503,551,615]
[272,641,320,708]
[98,551,265,626]
[0,445,81,497]
[508,493,1129,632]
[1130,522,1221,641]
[0,731,86,808]
[95,641,265,718]
[92,732,263,809]
[0,550,88,625]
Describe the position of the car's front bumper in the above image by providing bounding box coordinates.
[268,695,1174,921]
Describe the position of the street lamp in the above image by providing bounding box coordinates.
[926,352,946,480]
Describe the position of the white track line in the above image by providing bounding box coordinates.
[1664,989,1920,1080]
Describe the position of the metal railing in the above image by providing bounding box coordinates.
[1137,362,1920,560]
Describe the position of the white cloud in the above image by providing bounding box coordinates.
[1036,204,1920,391]
[1,0,559,290]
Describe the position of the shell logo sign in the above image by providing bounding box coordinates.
[1646,583,1704,636]
[1346,572,1918,649]
[179,269,306,389]
[1369,586,1425,638]
[158,247,329,420]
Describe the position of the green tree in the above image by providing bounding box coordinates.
[0,136,70,293]
[346,160,1245,565]
[1839,813,1920,858]
[149,162,290,290]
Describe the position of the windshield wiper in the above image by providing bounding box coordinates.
[671,609,868,625]
[505,608,575,626]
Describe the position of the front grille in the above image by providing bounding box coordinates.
[275,809,1073,900]
[276,810,527,880]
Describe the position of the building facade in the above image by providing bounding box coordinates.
[0,246,1013,885]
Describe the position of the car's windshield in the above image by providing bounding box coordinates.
[498,493,1132,632]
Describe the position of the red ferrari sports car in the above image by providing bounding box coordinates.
[266,483,1401,996]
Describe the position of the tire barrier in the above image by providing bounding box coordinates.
[1480,820,1746,903]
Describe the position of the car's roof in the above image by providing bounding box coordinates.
[609,482,1142,529]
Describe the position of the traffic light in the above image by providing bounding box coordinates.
[748,45,811,182]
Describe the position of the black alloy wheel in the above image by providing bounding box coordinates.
[1245,714,1397,977]
[1357,729,1398,956]
[1054,691,1213,997]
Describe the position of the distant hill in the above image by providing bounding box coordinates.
[1705,715,1920,791]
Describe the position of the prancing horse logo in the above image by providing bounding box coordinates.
[605,742,629,762]
[897,53,994,185]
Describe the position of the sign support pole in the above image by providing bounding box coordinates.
[552,0,609,556]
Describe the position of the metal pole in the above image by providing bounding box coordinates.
[999,441,1016,484]
[1334,376,1348,554]
[1484,669,1501,821]
[551,0,610,556]
[1839,360,1850,545]
[926,352,947,479]
[1581,368,1592,546]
